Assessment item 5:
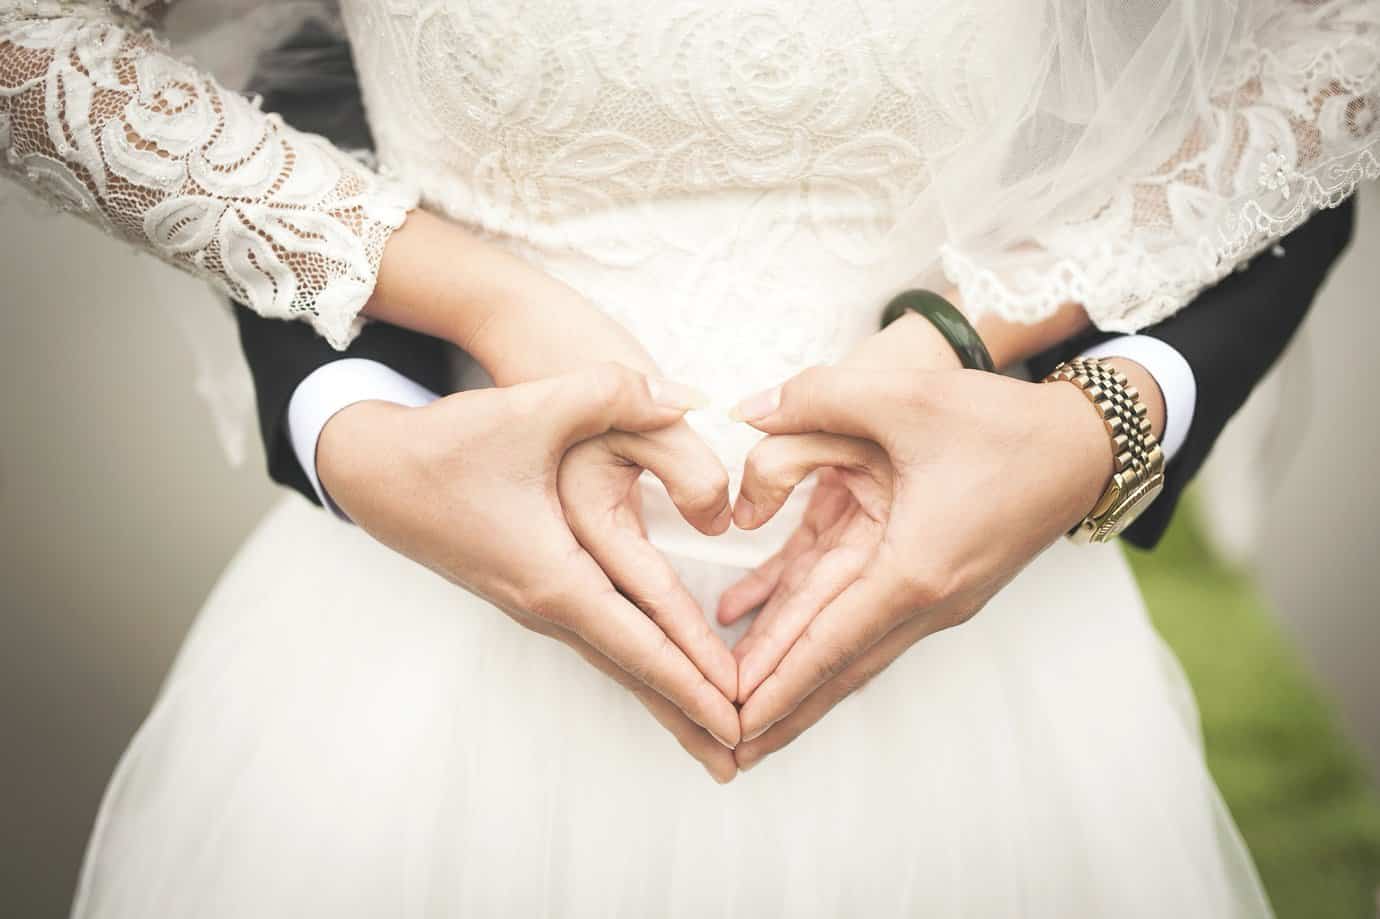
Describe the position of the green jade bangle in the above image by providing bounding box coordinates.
[880,289,995,373]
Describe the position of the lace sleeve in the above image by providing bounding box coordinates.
[940,0,1380,333]
[0,2,417,349]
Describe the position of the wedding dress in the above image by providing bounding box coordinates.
[4,1,1379,915]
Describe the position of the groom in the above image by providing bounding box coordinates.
[234,21,1356,771]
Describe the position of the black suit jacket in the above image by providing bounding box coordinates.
[235,22,1357,550]
[233,21,452,502]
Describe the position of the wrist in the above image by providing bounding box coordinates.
[843,311,964,371]
[1038,358,1168,542]
[472,292,660,386]
[316,400,416,510]
[1035,382,1118,531]
[1099,357,1167,442]
[973,302,1092,370]
[367,211,583,373]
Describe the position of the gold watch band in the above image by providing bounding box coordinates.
[1043,358,1166,544]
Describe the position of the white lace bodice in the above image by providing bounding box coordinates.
[337,0,1380,336]
[2,1,1378,483]
[3,1,1377,346]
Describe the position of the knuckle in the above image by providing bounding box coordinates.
[586,362,634,408]
[519,577,579,628]
[799,624,849,685]
[654,632,688,686]
[628,569,683,612]
[625,630,676,687]
[560,439,602,473]
[508,609,560,639]
[622,656,654,688]
[524,618,563,640]
[836,664,880,698]
[793,364,831,394]
[895,563,951,609]
[937,596,987,632]
[744,441,788,486]
[860,439,891,471]
[681,467,730,514]
[610,668,643,694]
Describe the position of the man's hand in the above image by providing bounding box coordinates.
[317,364,741,780]
[723,364,1120,771]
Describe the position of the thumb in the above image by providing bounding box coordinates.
[520,363,709,447]
[602,425,732,535]
[735,433,889,530]
[729,366,902,440]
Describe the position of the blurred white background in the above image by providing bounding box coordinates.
[3,183,1379,913]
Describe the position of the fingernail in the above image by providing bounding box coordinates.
[647,377,711,411]
[742,724,769,744]
[710,729,737,750]
[733,496,756,529]
[729,386,782,422]
[711,504,733,533]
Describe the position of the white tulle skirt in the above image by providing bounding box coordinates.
[73,496,1271,917]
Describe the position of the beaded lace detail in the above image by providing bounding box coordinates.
[0,0,417,348]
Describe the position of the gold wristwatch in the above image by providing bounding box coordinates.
[1042,357,1166,544]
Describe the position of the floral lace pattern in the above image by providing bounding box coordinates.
[341,0,988,445]
[1,0,1376,359]
[328,0,1380,479]
[344,1,961,262]
[342,0,1377,346]
[941,0,1380,332]
[0,1,417,348]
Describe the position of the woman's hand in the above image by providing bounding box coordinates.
[363,210,742,759]
[318,364,741,779]
[559,415,738,701]
[722,362,1122,771]
[364,210,658,384]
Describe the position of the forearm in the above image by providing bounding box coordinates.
[363,208,660,385]
[974,300,1091,370]
[361,210,525,363]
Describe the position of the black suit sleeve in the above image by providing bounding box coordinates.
[233,21,450,506]
[1027,197,1357,550]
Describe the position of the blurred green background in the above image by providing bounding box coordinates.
[1132,504,1380,917]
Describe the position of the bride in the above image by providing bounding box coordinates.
[3,0,1377,915]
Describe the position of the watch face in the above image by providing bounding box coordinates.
[1101,476,1166,539]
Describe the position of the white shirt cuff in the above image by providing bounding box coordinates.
[287,358,440,521]
[1077,335,1196,463]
